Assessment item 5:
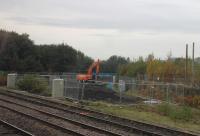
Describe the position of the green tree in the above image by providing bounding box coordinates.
[119,57,146,77]
[0,30,42,72]
[101,55,129,73]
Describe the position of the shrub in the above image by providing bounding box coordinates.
[156,103,192,121]
[17,75,50,95]
[157,103,171,116]
[192,96,200,108]
[175,96,200,108]
[169,106,192,121]
[0,75,7,86]
[0,71,7,86]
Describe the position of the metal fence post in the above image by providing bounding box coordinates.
[119,83,122,103]
[81,83,85,100]
[175,84,178,103]
[119,80,125,103]
[167,84,169,103]
[183,85,185,105]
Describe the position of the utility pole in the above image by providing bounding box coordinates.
[192,42,195,85]
[185,44,188,82]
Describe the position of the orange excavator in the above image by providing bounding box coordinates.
[76,59,100,82]
[76,59,116,101]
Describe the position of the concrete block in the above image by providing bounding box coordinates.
[7,73,17,89]
[52,79,64,98]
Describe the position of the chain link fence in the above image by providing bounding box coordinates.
[16,74,50,85]
[63,78,200,106]
[11,73,200,107]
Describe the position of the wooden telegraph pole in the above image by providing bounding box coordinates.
[185,44,188,82]
[192,42,195,85]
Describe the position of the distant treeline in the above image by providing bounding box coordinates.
[119,54,200,83]
[0,30,129,73]
[0,30,93,72]
[2,29,198,83]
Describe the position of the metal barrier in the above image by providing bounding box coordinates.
[64,79,82,100]
[7,73,200,106]
[62,79,200,105]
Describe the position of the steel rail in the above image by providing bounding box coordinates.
[0,105,86,136]
[0,119,34,136]
[0,89,198,136]
[0,90,163,136]
[0,98,123,136]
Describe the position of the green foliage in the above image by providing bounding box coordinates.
[16,75,50,95]
[76,51,93,73]
[146,57,194,82]
[0,76,6,86]
[169,106,192,121]
[84,101,200,133]
[2,28,200,85]
[0,71,7,86]
[0,30,93,72]
[118,55,200,82]
[157,103,171,116]
[157,104,192,121]
[119,58,146,77]
[101,55,129,73]
[38,44,77,72]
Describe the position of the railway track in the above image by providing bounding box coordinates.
[0,119,34,136]
[0,98,126,136]
[0,105,87,136]
[0,92,157,136]
[0,88,198,136]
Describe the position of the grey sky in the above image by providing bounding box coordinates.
[0,0,200,60]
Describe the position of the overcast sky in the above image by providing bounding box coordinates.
[1,0,200,60]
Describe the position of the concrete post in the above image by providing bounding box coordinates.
[119,80,125,103]
[113,76,116,83]
[49,75,59,90]
[52,79,64,98]
[7,73,17,89]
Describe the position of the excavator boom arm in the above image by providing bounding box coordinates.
[77,59,100,81]
[87,59,100,75]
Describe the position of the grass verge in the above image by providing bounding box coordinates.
[82,101,200,133]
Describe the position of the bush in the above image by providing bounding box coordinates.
[0,71,7,86]
[175,96,200,108]
[157,103,171,116]
[17,75,50,95]
[193,96,200,108]
[0,76,7,86]
[157,103,192,121]
[169,106,192,121]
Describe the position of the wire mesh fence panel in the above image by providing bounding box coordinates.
[122,81,200,107]
[126,83,177,104]
[13,73,200,107]
[14,74,51,96]
[62,79,198,104]
[81,82,118,102]
[64,79,81,100]
[24,75,49,85]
